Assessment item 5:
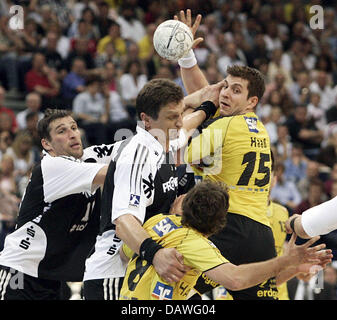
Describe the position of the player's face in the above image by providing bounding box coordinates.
[218,75,257,116]
[44,116,83,158]
[146,100,184,144]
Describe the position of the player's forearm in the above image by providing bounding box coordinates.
[180,64,208,94]
[182,110,206,133]
[229,256,290,290]
[275,265,299,286]
[206,256,289,291]
[115,214,149,255]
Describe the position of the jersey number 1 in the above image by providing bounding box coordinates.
[237,152,270,187]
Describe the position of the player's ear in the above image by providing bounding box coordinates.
[41,138,52,152]
[248,96,258,110]
[140,112,152,130]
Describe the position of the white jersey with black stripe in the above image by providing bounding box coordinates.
[0,151,109,281]
[83,126,185,281]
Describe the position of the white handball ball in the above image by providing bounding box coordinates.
[153,20,193,61]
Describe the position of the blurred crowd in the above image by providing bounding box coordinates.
[0,0,337,282]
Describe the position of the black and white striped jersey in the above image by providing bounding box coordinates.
[84,126,185,281]
[0,151,109,282]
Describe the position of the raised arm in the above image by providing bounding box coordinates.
[174,9,209,94]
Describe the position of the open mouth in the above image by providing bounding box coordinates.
[221,101,231,108]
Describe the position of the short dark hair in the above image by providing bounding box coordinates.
[38,108,72,141]
[227,65,265,100]
[136,78,184,120]
[181,180,229,236]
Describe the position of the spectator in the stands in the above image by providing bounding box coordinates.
[119,59,147,119]
[24,52,60,110]
[5,130,36,182]
[96,21,127,57]
[286,104,324,160]
[307,92,326,132]
[297,160,322,200]
[61,57,87,107]
[72,75,109,145]
[16,92,43,130]
[270,161,302,214]
[0,86,18,133]
[65,37,95,71]
[0,16,21,93]
[40,31,65,76]
[283,143,308,185]
[316,127,337,170]
[309,70,336,111]
[96,1,115,38]
[116,1,146,43]
[69,19,97,58]
[95,40,120,68]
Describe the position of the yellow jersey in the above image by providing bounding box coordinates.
[120,214,228,300]
[186,112,272,226]
[96,35,127,56]
[267,201,290,300]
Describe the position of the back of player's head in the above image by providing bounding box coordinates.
[38,108,72,141]
[181,180,229,236]
[136,78,184,120]
[227,65,265,100]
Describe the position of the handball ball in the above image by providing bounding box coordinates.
[153,20,193,61]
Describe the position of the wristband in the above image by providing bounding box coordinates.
[139,238,163,264]
[290,217,298,233]
[194,101,217,122]
[178,49,197,68]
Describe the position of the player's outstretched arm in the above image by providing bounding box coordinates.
[286,196,337,238]
[204,234,330,291]
[115,214,187,283]
[174,9,209,94]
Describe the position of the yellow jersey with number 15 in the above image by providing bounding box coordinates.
[186,112,271,227]
[119,214,228,300]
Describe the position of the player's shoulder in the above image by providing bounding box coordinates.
[118,135,153,163]
[41,153,80,169]
[145,214,182,228]
[83,143,115,162]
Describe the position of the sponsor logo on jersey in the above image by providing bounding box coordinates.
[244,116,259,133]
[152,217,181,237]
[92,145,114,158]
[142,173,154,199]
[152,282,173,300]
[129,194,140,207]
[162,177,178,193]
